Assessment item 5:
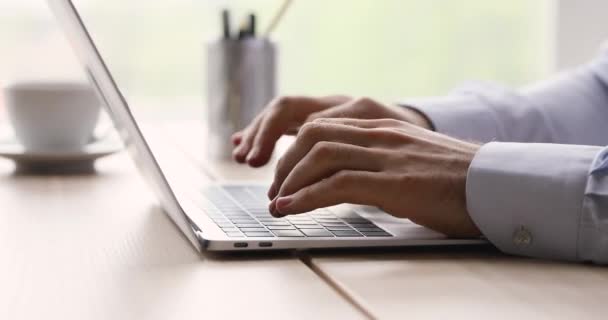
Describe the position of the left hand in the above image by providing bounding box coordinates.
[267,117,482,238]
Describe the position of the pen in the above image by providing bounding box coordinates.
[237,13,256,40]
[237,16,250,40]
[248,13,256,37]
[222,9,231,39]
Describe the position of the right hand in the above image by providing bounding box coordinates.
[231,95,433,167]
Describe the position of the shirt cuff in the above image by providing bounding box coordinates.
[400,93,501,143]
[466,142,602,261]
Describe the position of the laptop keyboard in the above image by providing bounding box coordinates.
[198,185,392,238]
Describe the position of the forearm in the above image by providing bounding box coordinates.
[401,49,608,145]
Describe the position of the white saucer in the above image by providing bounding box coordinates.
[0,131,123,173]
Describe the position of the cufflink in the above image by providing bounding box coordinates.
[513,225,532,247]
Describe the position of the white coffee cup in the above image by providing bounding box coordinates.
[3,81,101,152]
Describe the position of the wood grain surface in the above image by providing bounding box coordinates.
[308,247,608,320]
[0,154,363,319]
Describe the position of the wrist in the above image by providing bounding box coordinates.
[399,106,435,130]
[460,144,483,237]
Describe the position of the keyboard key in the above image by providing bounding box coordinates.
[361,231,392,237]
[214,206,242,211]
[287,215,312,219]
[320,222,346,227]
[230,220,258,225]
[326,226,355,231]
[243,205,268,209]
[226,213,253,218]
[223,211,250,217]
[291,221,318,225]
[288,219,315,224]
[235,223,264,230]
[248,211,271,216]
[234,220,262,228]
[238,227,267,232]
[221,227,239,232]
[331,230,362,237]
[350,223,377,229]
[244,232,274,237]
[300,229,334,237]
[261,221,291,226]
[257,217,285,222]
[225,232,244,237]
[294,224,322,229]
[266,225,296,230]
[315,218,340,223]
[343,218,369,224]
[356,227,384,232]
[249,214,272,219]
[224,215,251,220]
[228,217,257,223]
[272,230,305,237]
[216,222,234,228]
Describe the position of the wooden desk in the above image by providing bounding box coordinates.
[0,155,362,319]
[308,248,608,319]
[1,121,607,319]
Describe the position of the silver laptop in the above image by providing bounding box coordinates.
[48,0,485,251]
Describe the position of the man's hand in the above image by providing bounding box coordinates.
[232,96,432,167]
[267,117,482,238]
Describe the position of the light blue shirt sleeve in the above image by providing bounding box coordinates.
[401,48,608,263]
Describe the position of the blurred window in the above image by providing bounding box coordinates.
[0,0,552,102]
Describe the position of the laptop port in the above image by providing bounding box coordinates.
[259,242,273,248]
[234,242,248,248]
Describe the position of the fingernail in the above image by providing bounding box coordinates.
[268,198,281,217]
[232,148,245,163]
[276,196,293,212]
[267,183,277,200]
[237,146,248,158]
[234,146,250,162]
[246,148,259,162]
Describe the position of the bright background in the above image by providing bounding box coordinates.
[0,0,606,117]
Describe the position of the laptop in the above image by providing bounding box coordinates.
[48,0,486,251]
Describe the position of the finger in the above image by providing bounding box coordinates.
[231,132,243,146]
[272,170,384,216]
[278,142,384,198]
[246,96,350,167]
[306,97,387,121]
[307,97,411,124]
[245,102,296,167]
[233,112,264,163]
[270,122,378,199]
[312,117,406,129]
[306,99,366,121]
[315,118,456,150]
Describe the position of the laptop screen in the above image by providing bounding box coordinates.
[47,0,204,250]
